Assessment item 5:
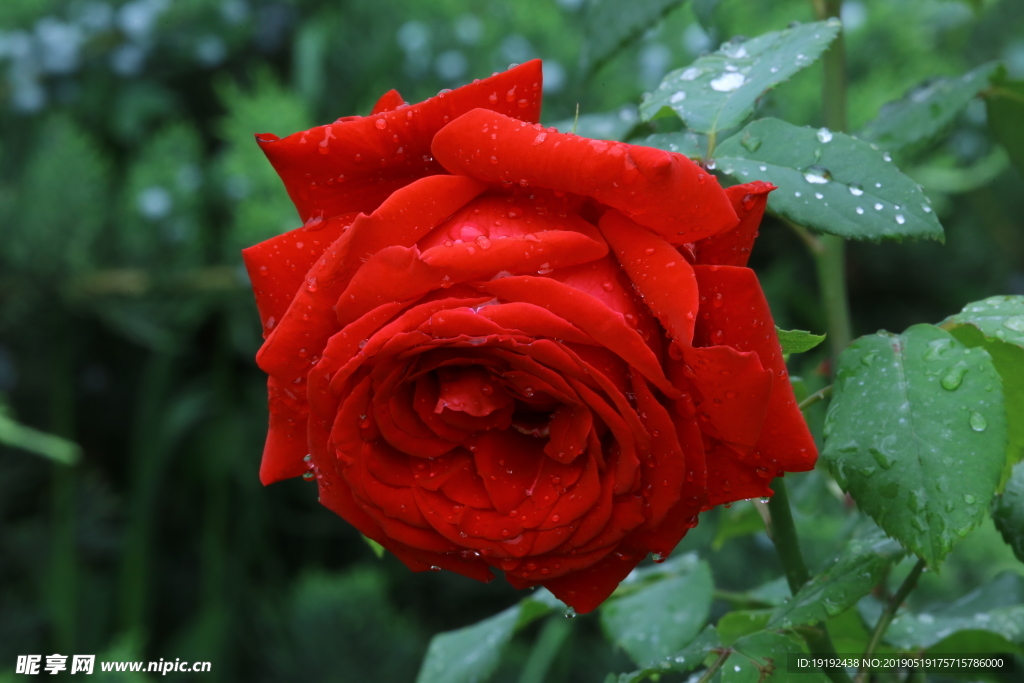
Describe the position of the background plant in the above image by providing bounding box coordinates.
[1,0,1023,681]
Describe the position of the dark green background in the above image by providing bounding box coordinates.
[1,0,1022,680]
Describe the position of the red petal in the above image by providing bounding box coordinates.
[257,61,543,222]
[478,275,678,397]
[242,212,358,337]
[257,174,487,384]
[540,551,642,614]
[544,404,593,463]
[694,181,774,267]
[599,209,699,345]
[693,265,817,472]
[629,370,686,528]
[704,438,775,506]
[371,89,405,114]
[431,109,738,243]
[259,377,310,484]
[471,430,546,515]
[677,345,773,455]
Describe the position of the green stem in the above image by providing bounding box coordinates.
[768,479,854,683]
[696,650,732,683]
[811,0,854,365]
[815,238,853,363]
[857,559,927,681]
[798,385,833,411]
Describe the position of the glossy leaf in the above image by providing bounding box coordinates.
[641,131,707,160]
[600,555,713,667]
[612,627,722,683]
[859,62,999,152]
[726,631,827,683]
[768,529,903,629]
[580,0,687,73]
[639,20,841,135]
[715,118,944,242]
[415,592,561,683]
[993,463,1024,563]
[716,610,772,646]
[870,573,1024,649]
[776,327,826,356]
[822,324,1007,566]
[942,295,1024,484]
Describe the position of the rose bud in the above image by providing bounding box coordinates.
[242,61,816,614]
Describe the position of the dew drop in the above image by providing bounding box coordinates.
[969,412,987,432]
[803,165,830,184]
[940,362,968,391]
[710,72,746,92]
[670,91,686,104]
[816,127,833,143]
[895,214,906,225]
[848,184,864,196]
[374,118,386,130]
[1003,315,1024,333]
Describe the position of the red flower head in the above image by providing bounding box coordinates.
[243,61,816,613]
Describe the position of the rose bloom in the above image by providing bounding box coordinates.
[243,61,816,613]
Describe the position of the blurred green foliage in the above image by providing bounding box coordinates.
[0,0,1022,681]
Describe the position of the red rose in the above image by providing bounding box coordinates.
[243,61,816,613]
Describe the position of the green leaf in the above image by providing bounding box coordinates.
[715,118,944,242]
[362,535,385,558]
[822,324,1007,566]
[416,590,562,683]
[768,529,903,629]
[776,327,826,356]
[641,131,708,160]
[726,631,826,683]
[415,605,522,683]
[986,68,1024,174]
[859,62,1000,152]
[942,295,1024,484]
[549,105,639,141]
[639,20,841,135]
[716,610,772,646]
[993,463,1024,563]
[580,0,687,74]
[873,573,1024,649]
[612,627,722,683]
[600,555,713,666]
[0,406,81,465]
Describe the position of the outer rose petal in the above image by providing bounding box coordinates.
[431,109,738,243]
[259,377,311,484]
[694,181,774,267]
[693,265,817,474]
[257,61,543,222]
[242,212,359,336]
[598,209,699,345]
[257,175,488,384]
[371,89,406,114]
